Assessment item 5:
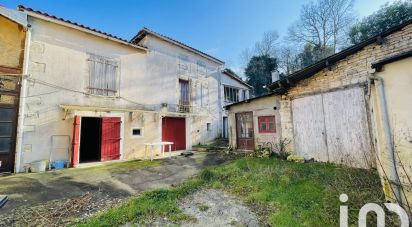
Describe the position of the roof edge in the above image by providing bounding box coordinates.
[222,69,252,89]
[18,5,147,52]
[131,27,224,65]
[269,18,412,92]
[225,93,275,110]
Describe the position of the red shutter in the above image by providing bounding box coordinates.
[100,117,121,161]
[71,115,81,167]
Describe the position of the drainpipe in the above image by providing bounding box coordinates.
[218,67,223,137]
[15,25,31,173]
[368,73,402,205]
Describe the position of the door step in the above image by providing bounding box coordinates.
[0,195,8,208]
[180,151,194,157]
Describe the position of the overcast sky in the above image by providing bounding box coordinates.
[1,0,396,74]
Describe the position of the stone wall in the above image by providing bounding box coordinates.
[280,24,412,154]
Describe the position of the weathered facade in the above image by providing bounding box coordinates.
[7,6,250,173]
[370,52,412,207]
[226,94,281,150]
[269,20,412,207]
[0,7,27,173]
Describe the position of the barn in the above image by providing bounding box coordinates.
[269,19,412,205]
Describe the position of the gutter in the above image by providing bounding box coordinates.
[368,73,403,205]
[15,25,32,173]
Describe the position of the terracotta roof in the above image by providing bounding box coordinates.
[269,18,412,93]
[221,68,252,89]
[130,27,224,64]
[17,5,147,51]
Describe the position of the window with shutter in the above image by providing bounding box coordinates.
[88,54,119,96]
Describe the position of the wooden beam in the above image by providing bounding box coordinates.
[0,65,21,74]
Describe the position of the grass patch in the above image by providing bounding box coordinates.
[81,157,392,226]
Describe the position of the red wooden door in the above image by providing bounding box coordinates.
[100,117,121,161]
[71,115,81,166]
[162,117,186,152]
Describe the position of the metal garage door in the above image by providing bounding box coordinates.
[292,87,374,168]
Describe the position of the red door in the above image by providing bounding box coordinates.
[100,117,121,161]
[162,117,186,152]
[71,115,81,167]
[236,112,254,150]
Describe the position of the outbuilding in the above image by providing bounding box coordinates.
[225,93,281,151]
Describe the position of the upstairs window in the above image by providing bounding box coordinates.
[88,54,119,96]
[258,116,276,133]
[224,86,239,103]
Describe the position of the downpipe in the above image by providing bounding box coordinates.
[15,25,31,173]
[368,73,403,206]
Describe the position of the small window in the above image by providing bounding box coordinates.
[206,123,211,131]
[131,128,142,137]
[258,116,276,133]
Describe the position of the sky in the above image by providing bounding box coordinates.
[1,0,396,74]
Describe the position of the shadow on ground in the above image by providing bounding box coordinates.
[0,151,230,225]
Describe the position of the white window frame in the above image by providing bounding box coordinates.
[131,127,143,138]
[224,85,239,103]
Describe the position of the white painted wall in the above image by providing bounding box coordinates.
[17,16,238,171]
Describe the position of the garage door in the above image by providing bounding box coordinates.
[292,87,373,168]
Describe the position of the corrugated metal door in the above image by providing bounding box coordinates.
[71,115,81,167]
[100,117,121,161]
[162,117,186,152]
[236,112,254,150]
[292,95,329,162]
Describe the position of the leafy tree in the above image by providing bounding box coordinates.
[245,55,277,96]
[298,43,334,68]
[349,0,412,44]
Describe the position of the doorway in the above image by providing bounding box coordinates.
[79,117,101,163]
[236,112,254,150]
[162,117,186,152]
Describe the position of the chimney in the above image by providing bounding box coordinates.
[271,71,280,83]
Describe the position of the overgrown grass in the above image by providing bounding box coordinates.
[81,157,393,226]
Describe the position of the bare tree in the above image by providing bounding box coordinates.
[239,30,279,69]
[288,0,355,53]
[278,45,300,75]
[254,30,279,56]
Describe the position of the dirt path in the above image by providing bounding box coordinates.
[180,189,259,227]
[0,152,229,226]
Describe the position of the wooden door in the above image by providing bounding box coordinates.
[236,112,254,150]
[71,115,81,167]
[0,74,21,173]
[100,117,121,161]
[323,87,373,168]
[292,87,373,168]
[162,117,186,151]
[292,94,329,162]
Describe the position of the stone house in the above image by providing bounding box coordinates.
[268,19,412,206]
[0,5,250,173]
